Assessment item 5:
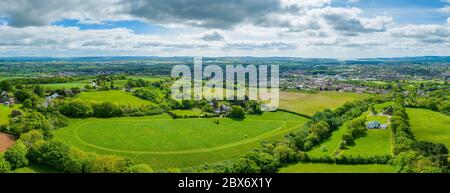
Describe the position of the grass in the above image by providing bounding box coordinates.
[279,91,371,116]
[169,109,210,116]
[39,82,88,89]
[367,115,388,124]
[0,105,21,125]
[279,163,396,173]
[342,129,392,157]
[76,90,153,106]
[407,108,450,148]
[308,103,393,158]
[53,111,309,169]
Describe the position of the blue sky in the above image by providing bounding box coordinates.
[0,0,449,58]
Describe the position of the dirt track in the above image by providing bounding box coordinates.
[0,132,16,152]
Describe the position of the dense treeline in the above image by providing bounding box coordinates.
[57,99,163,118]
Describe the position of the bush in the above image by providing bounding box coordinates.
[126,164,153,173]
[229,106,245,120]
[4,141,28,169]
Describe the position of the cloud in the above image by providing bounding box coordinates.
[201,31,225,41]
[121,0,281,29]
[311,7,393,35]
[440,6,450,13]
[225,41,297,50]
[390,24,450,44]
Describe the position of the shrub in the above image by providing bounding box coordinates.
[4,141,28,169]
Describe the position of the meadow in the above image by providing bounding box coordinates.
[279,163,396,173]
[407,108,450,148]
[279,91,371,116]
[0,105,21,125]
[53,111,309,169]
[76,90,153,106]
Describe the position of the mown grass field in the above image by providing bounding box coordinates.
[53,111,309,169]
[76,90,153,106]
[279,91,371,116]
[407,108,450,148]
[279,163,396,173]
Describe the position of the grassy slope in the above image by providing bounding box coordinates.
[279,163,395,173]
[407,108,450,148]
[76,90,153,106]
[279,91,370,116]
[53,111,308,169]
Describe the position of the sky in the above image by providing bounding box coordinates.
[0,0,449,58]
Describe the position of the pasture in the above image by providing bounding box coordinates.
[279,91,370,116]
[53,111,309,169]
[76,90,153,106]
[279,163,396,173]
[407,108,450,148]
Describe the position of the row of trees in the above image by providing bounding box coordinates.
[340,117,367,148]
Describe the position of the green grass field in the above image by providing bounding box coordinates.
[53,111,309,169]
[407,108,450,148]
[169,109,210,117]
[76,90,153,106]
[279,163,396,173]
[279,91,371,116]
[39,82,88,89]
[0,105,21,125]
[367,115,388,124]
[342,129,392,157]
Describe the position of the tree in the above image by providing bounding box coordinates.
[29,140,72,171]
[9,112,50,134]
[0,155,11,173]
[341,133,354,146]
[93,102,124,117]
[4,141,28,169]
[229,106,245,120]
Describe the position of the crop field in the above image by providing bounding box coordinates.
[279,91,371,116]
[279,163,396,173]
[53,111,309,169]
[407,108,450,148]
[76,90,153,106]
